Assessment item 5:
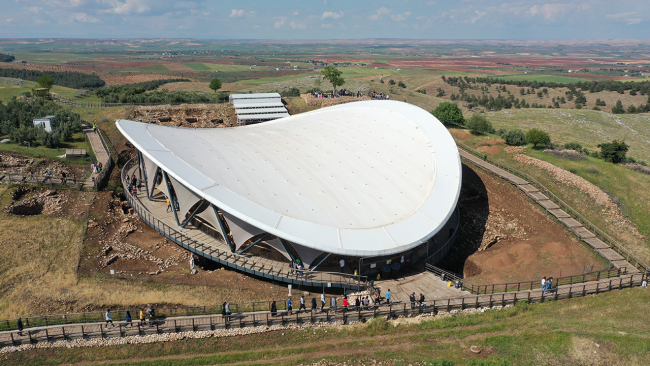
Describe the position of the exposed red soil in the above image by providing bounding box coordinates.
[446,165,607,285]
[477,145,502,154]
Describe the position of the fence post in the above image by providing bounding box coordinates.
[609,279,612,292]
[81,325,85,338]
[461,297,464,310]
[489,295,492,307]
[446,299,450,312]
[501,294,505,307]
[568,287,572,299]
[28,330,33,344]
[62,326,66,340]
[45,328,50,342]
[629,276,634,288]
[10,332,15,346]
[403,303,406,316]
[100,324,104,338]
[582,285,586,296]
[174,319,178,333]
[527,292,530,303]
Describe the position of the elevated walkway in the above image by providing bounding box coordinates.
[122,159,366,291]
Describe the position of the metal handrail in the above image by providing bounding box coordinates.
[121,158,368,291]
[456,141,650,273]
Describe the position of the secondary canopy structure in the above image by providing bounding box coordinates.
[230,93,289,125]
[117,100,461,272]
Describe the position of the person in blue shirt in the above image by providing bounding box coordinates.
[385,289,392,304]
[287,298,293,315]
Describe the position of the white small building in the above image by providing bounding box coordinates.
[33,115,55,133]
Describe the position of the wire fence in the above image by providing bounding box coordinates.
[456,141,650,274]
[2,273,647,347]
[58,97,229,109]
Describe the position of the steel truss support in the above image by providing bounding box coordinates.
[278,238,297,263]
[212,205,235,253]
[181,199,206,228]
[238,233,269,255]
[309,253,331,271]
[137,150,151,200]
[162,171,181,226]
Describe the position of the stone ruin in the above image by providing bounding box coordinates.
[129,104,237,128]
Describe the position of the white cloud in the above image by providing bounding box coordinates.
[322,11,343,19]
[527,3,569,21]
[229,9,244,17]
[71,12,100,23]
[607,12,643,24]
[25,6,42,13]
[290,21,305,29]
[274,16,287,29]
[321,23,332,28]
[391,12,411,21]
[369,7,391,21]
[101,0,149,15]
[470,10,486,24]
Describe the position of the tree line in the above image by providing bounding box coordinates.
[0,99,82,148]
[95,78,230,104]
[0,68,105,89]
[0,54,15,62]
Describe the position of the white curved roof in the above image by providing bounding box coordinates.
[116,100,461,257]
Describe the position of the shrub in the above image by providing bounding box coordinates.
[502,129,527,146]
[398,81,407,88]
[416,88,426,94]
[431,102,464,126]
[563,142,583,152]
[598,140,629,164]
[388,79,396,85]
[525,128,551,147]
[466,114,495,135]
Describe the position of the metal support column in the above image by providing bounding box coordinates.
[181,199,205,228]
[309,253,331,271]
[278,238,297,263]
[238,233,269,255]
[162,171,181,226]
[212,205,235,253]
[138,151,150,200]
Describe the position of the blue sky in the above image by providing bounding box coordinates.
[1,0,648,40]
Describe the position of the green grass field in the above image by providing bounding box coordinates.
[183,62,212,71]
[0,132,91,163]
[497,74,589,83]
[485,109,650,162]
[0,79,82,103]
[4,288,650,365]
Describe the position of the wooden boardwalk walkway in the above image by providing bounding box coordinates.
[1,272,645,348]
[82,126,111,190]
[458,149,642,274]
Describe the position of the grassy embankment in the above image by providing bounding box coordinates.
[0,185,276,320]
[456,108,650,263]
[4,287,650,365]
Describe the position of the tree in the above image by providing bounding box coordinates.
[320,66,345,94]
[612,100,625,114]
[502,129,527,146]
[209,78,222,93]
[37,74,54,89]
[466,114,495,135]
[598,140,628,163]
[431,102,464,126]
[388,79,396,85]
[397,81,406,88]
[525,128,551,147]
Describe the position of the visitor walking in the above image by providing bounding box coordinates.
[287,298,293,315]
[139,309,145,327]
[271,300,278,316]
[541,277,546,291]
[125,311,133,327]
[321,293,326,311]
[385,289,392,304]
[410,292,416,309]
[105,309,114,328]
[311,297,317,311]
[331,296,337,311]
[16,317,23,336]
[299,295,306,312]
[166,197,172,212]
[224,302,232,320]
[339,258,345,273]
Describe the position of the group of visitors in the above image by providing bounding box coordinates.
[409,292,426,309]
[103,304,156,329]
[125,174,141,197]
[91,162,103,174]
[541,276,555,294]
[270,289,397,317]
[368,91,389,100]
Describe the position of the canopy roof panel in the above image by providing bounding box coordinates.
[117,100,461,256]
